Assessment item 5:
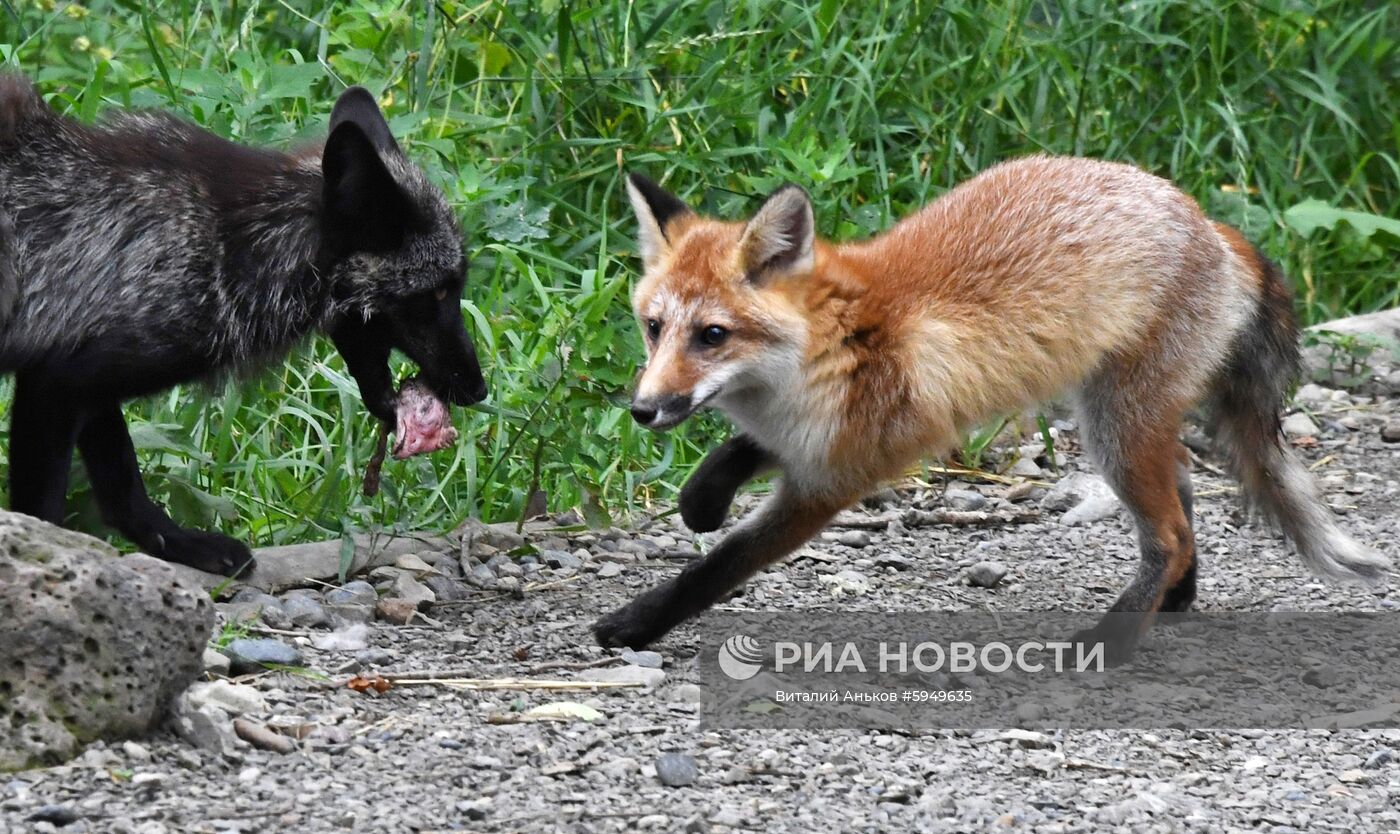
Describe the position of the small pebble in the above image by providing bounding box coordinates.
[1007,458,1042,478]
[281,595,330,628]
[655,753,699,787]
[965,561,1008,588]
[375,598,418,625]
[543,550,582,570]
[185,680,267,716]
[324,581,377,607]
[622,650,664,669]
[27,805,79,826]
[311,624,371,653]
[202,648,231,676]
[222,638,303,673]
[1281,412,1319,438]
[944,488,988,511]
[836,530,871,548]
[464,563,498,589]
[390,573,436,608]
[356,648,394,667]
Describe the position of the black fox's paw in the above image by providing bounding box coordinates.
[158,529,256,577]
[678,485,732,533]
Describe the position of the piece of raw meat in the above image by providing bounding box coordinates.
[362,378,458,497]
[392,378,458,459]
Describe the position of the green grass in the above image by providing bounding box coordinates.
[1,0,1397,548]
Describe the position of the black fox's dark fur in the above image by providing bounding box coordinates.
[0,76,486,575]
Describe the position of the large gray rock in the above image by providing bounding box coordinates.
[1040,472,1121,525]
[0,511,214,771]
[162,531,453,594]
[1306,307,1400,389]
[1308,306,1400,344]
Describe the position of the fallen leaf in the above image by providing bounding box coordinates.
[521,701,604,722]
[347,676,392,694]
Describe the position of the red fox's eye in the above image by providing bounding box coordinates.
[646,319,662,340]
[699,325,728,347]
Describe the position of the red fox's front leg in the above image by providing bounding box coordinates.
[595,484,841,649]
[678,435,775,532]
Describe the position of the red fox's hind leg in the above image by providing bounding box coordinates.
[1160,444,1198,613]
[1075,404,1198,663]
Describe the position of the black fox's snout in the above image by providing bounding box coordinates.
[405,324,487,408]
[331,288,487,423]
[390,287,487,408]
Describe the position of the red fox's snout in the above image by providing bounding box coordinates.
[629,392,693,429]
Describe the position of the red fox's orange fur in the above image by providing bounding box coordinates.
[594,156,1387,656]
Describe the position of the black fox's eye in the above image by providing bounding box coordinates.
[699,325,728,346]
[646,319,662,340]
[434,287,450,301]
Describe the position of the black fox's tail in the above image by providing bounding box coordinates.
[1207,245,1388,581]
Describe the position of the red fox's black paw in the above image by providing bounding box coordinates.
[159,529,256,577]
[593,606,663,649]
[1070,624,1137,669]
[678,487,731,533]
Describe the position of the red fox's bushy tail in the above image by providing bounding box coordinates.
[1207,245,1389,581]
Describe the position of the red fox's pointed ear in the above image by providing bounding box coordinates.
[625,173,694,271]
[740,184,814,283]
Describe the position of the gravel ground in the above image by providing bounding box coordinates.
[4,384,1400,834]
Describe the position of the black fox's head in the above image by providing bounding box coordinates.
[318,87,486,416]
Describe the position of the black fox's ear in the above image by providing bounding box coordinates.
[740,184,814,282]
[329,86,400,154]
[322,121,419,251]
[625,173,694,271]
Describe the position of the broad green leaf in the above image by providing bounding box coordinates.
[1284,199,1400,244]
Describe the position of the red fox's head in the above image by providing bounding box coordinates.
[624,174,816,430]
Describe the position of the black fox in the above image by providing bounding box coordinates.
[0,76,486,576]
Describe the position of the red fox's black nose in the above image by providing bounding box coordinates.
[630,394,693,430]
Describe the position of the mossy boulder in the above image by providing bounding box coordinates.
[0,511,213,771]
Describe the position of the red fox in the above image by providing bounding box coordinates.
[594,156,1388,657]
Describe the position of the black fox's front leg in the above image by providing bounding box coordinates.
[77,403,252,577]
[595,485,840,649]
[679,435,775,533]
[7,374,80,525]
